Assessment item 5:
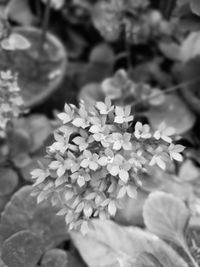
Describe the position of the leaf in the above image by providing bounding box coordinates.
[13,115,53,154]
[92,1,123,41]
[0,196,9,216]
[159,41,181,61]
[27,115,53,153]
[179,160,200,181]
[1,33,31,50]
[5,0,36,25]
[147,94,195,135]
[89,43,115,64]
[116,190,148,227]
[9,128,31,161]
[1,230,43,267]
[67,250,87,267]
[180,31,200,62]
[0,186,68,250]
[0,168,18,196]
[71,220,188,267]
[19,157,50,182]
[143,191,190,246]
[41,249,68,267]
[148,89,166,106]
[78,83,104,111]
[190,0,200,16]
[0,258,7,267]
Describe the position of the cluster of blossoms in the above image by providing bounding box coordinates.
[102,69,165,108]
[41,0,65,10]
[0,70,24,138]
[92,0,171,43]
[31,98,184,233]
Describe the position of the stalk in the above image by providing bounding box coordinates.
[159,0,176,20]
[131,77,200,107]
[38,0,51,59]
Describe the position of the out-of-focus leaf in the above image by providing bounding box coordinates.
[176,57,200,114]
[71,220,188,267]
[27,115,53,153]
[179,160,200,181]
[19,157,50,182]
[66,28,88,59]
[1,230,43,267]
[147,94,195,135]
[190,0,200,16]
[41,249,68,267]
[160,179,193,201]
[148,89,166,106]
[81,62,114,86]
[0,258,7,267]
[14,115,52,154]
[89,43,115,64]
[9,128,31,158]
[67,248,87,267]
[0,225,14,250]
[181,31,200,62]
[78,83,104,111]
[159,41,181,61]
[5,0,36,25]
[181,17,200,32]
[0,168,18,196]
[1,33,31,51]
[143,191,190,246]
[0,186,68,249]
[177,0,189,6]
[0,196,9,215]
[92,0,123,42]
[115,190,148,227]
[41,0,64,10]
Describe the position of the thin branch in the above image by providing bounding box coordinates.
[159,0,176,20]
[38,0,51,58]
[132,77,200,107]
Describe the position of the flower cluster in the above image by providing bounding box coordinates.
[92,0,170,43]
[102,69,164,108]
[0,71,24,138]
[41,0,65,10]
[31,98,184,233]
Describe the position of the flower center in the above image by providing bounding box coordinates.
[107,156,114,163]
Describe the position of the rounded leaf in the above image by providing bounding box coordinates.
[143,191,190,246]
[181,31,200,62]
[41,249,68,267]
[0,168,18,196]
[190,0,200,16]
[147,94,195,135]
[0,186,68,249]
[71,219,188,267]
[1,230,43,267]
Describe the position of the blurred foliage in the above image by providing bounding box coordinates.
[1,0,200,266]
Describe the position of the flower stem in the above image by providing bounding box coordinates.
[131,77,200,107]
[159,0,176,20]
[38,0,51,60]
[36,0,42,21]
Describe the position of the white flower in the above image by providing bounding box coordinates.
[134,122,151,139]
[154,122,175,143]
[168,144,184,161]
